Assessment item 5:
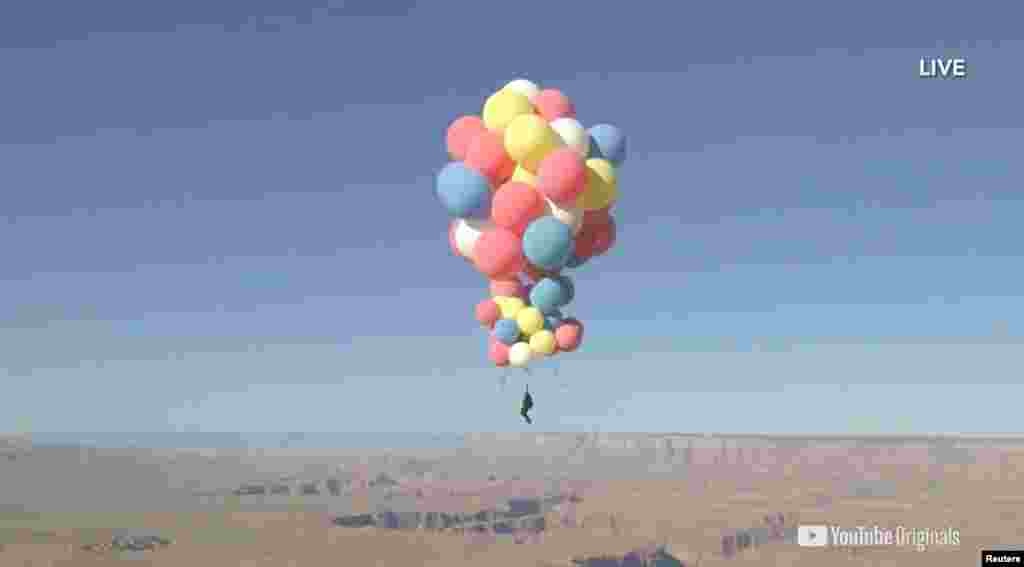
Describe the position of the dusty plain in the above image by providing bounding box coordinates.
[1,433,1021,566]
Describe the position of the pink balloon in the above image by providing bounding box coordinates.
[489,277,525,298]
[472,228,526,279]
[555,318,584,352]
[488,338,510,366]
[475,299,501,328]
[446,115,487,161]
[465,131,515,187]
[537,148,586,206]
[491,181,545,235]
[533,89,575,121]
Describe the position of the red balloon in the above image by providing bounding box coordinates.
[573,222,599,259]
[465,131,515,186]
[492,181,545,235]
[574,208,615,260]
[488,338,510,366]
[591,216,617,256]
[555,318,584,352]
[475,299,501,328]
[446,115,486,161]
[489,277,526,298]
[472,228,526,279]
[533,89,575,121]
[583,206,612,227]
[537,148,586,206]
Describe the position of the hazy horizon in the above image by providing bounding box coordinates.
[11,430,1024,452]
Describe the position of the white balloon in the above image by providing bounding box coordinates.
[453,218,494,258]
[503,78,540,102]
[544,198,583,235]
[508,342,533,367]
[549,117,590,157]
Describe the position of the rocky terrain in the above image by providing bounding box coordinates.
[0,432,1021,565]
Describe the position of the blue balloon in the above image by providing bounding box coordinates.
[587,124,627,166]
[555,274,575,306]
[492,318,520,346]
[522,217,573,271]
[544,310,564,330]
[565,253,589,269]
[435,162,492,219]
[529,277,570,314]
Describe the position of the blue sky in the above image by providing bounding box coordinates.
[1,2,1023,435]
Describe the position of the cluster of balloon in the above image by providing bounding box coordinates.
[436,78,626,370]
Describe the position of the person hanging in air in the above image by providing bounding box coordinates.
[520,385,534,424]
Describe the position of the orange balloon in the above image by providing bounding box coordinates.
[446,115,486,161]
[555,318,584,351]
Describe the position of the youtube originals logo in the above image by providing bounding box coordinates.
[798,525,828,547]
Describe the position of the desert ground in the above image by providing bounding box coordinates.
[1,433,1022,566]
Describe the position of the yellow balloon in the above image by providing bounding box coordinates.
[580,158,619,211]
[528,329,556,356]
[508,342,533,367]
[482,89,535,132]
[502,78,540,102]
[516,307,545,337]
[494,296,525,319]
[510,164,537,186]
[503,114,562,172]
